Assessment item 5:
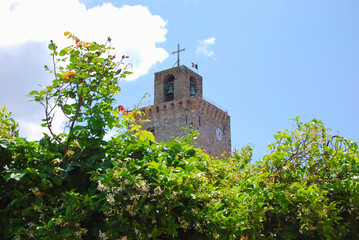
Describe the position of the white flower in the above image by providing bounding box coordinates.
[191,208,198,214]
[106,194,116,205]
[178,217,189,230]
[27,222,36,228]
[154,186,162,196]
[53,158,62,164]
[30,188,39,193]
[54,218,64,226]
[99,230,108,240]
[97,181,106,191]
[28,232,34,239]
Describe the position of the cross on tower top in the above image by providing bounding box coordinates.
[172,43,186,68]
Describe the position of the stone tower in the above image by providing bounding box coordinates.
[141,65,231,157]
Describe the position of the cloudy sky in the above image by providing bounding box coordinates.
[1,0,359,160]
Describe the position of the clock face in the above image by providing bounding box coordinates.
[216,128,223,141]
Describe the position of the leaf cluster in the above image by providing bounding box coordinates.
[1,34,359,240]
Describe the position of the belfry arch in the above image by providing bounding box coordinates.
[164,74,175,102]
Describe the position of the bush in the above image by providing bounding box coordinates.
[1,33,359,239]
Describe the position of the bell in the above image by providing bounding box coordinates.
[167,85,174,94]
[190,85,196,95]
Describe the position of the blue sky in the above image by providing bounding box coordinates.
[1,0,358,160]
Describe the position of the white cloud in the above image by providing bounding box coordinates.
[0,0,168,139]
[196,37,216,57]
[0,0,168,79]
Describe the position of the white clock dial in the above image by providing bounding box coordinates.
[216,128,222,141]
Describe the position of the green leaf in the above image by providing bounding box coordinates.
[28,90,39,96]
[63,104,72,115]
[167,140,182,152]
[148,162,160,170]
[48,43,54,50]
[65,205,72,217]
[139,130,155,143]
[59,49,67,56]
[186,149,196,157]
[152,226,162,239]
[90,44,97,51]
[48,218,54,228]
[70,55,79,63]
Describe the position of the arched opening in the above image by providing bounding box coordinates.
[190,77,196,96]
[164,75,174,102]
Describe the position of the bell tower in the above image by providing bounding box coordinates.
[154,66,203,105]
[141,65,231,157]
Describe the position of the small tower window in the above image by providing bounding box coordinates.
[147,127,155,145]
[147,127,155,136]
[165,75,174,102]
[190,79,196,96]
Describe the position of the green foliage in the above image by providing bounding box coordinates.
[0,107,19,145]
[1,33,359,239]
[28,32,129,150]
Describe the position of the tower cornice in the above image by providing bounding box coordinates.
[141,96,229,124]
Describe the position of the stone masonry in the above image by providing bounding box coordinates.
[141,65,231,157]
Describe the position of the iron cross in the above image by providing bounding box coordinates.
[172,44,186,67]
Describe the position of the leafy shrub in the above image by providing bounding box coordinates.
[1,33,359,239]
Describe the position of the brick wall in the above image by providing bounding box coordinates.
[141,95,231,157]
